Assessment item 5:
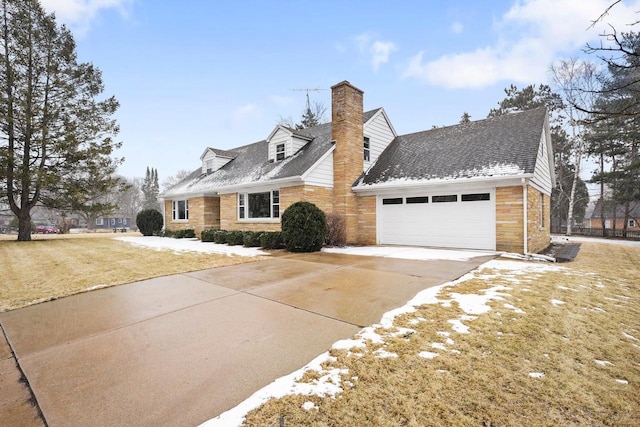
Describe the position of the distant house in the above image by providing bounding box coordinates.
[160,81,555,254]
[590,199,640,230]
[95,216,133,230]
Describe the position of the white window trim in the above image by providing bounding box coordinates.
[364,136,370,162]
[172,199,189,221]
[276,144,285,161]
[96,218,104,226]
[629,219,636,228]
[237,189,281,221]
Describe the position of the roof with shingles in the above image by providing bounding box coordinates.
[163,109,382,197]
[355,107,547,187]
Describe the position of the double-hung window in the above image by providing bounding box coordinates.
[276,144,285,161]
[238,190,280,219]
[172,200,189,220]
[364,137,370,161]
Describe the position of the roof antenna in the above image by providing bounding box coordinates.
[290,88,329,111]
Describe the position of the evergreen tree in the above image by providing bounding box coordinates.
[142,167,159,210]
[0,0,121,241]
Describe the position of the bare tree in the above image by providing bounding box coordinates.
[161,169,192,193]
[550,58,601,235]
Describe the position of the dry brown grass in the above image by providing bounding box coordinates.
[244,242,640,426]
[0,233,258,312]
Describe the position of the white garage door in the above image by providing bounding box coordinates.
[378,190,496,250]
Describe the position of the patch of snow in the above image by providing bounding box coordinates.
[594,359,613,367]
[615,379,629,385]
[322,245,496,261]
[543,354,549,358]
[374,349,398,359]
[448,319,470,334]
[436,331,450,337]
[418,351,439,359]
[623,332,638,341]
[482,259,565,273]
[558,286,579,292]
[409,317,427,325]
[550,299,566,307]
[449,287,508,315]
[116,236,267,257]
[431,343,447,351]
[302,401,316,411]
[529,372,545,379]
[85,284,107,291]
[504,303,525,314]
[445,338,455,345]
[436,369,449,374]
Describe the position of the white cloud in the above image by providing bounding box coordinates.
[402,0,640,89]
[40,0,132,35]
[371,41,397,70]
[352,32,397,71]
[451,21,464,34]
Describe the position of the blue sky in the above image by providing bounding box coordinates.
[40,0,639,186]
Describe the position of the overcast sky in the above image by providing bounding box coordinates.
[40,0,639,185]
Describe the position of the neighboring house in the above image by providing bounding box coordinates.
[94,216,132,230]
[589,199,640,230]
[161,81,554,253]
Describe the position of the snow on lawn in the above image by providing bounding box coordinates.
[201,257,564,427]
[115,236,267,257]
[322,245,496,261]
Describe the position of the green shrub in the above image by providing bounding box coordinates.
[137,209,164,236]
[201,229,216,242]
[325,212,347,247]
[242,231,263,247]
[226,230,245,246]
[173,229,195,239]
[213,230,228,244]
[153,229,174,237]
[281,202,326,252]
[260,231,285,249]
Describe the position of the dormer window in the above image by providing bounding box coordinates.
[364,137,370,161]
[206,159,213,174]
[276,143,285,161]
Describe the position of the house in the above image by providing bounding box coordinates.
[589,199,640,230]
[161,81,554,253]
[94,216,133,230]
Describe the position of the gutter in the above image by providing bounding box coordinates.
[352,173,535,194]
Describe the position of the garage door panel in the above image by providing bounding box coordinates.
[379,191,495,250]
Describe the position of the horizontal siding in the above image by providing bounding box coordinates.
[531,131,552,194]
[268,128,290,161]
[304,152,333,188]
[202,151,232,173]
[292,136,309,154]
[364,111,395,171]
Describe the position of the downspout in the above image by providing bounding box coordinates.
[522,179,528,255]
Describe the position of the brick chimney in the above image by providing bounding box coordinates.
[331,81,364,244]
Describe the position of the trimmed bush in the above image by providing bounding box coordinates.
[260,231,285,250]
[137,209,164,236]
[242,231,263,247]
[281,202,327,252]
[153,229,174,237]
[325,212,347,247]
[213,230,228,244]
[174,229,195,239]
[201,229,216,242]
[226,230,245,246]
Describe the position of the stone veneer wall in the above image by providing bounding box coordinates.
[219,185,334,232]
[357,195,377,245]
[495,186,524,253]
[331,81,364,244]
[527,186,551,253]
[164,197,220,236]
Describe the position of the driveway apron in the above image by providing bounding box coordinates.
[0,251,493,427]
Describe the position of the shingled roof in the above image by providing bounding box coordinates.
[163,109,382,197]
[356,107,547,187]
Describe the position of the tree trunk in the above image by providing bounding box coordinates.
[566,147,583,236]
[17,212,32,241]
[600,154,606,237]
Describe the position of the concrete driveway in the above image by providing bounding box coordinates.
[0,250,495,427]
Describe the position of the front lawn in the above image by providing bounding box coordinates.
[0,233,259,312]
[224,242,639,426]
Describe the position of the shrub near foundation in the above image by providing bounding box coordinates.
[136,209,163,236]
[281,201,326,252]
[260,231,284,249]
[201,229,215,242]
[243,231,263,247]
[325,212,347,247]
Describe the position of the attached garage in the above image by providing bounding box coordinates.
[377,189,496,250]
